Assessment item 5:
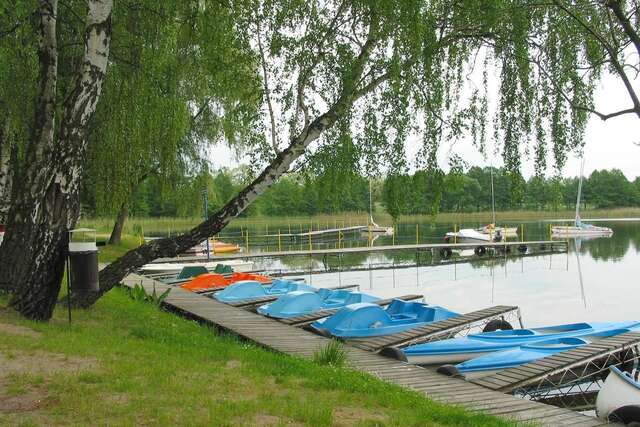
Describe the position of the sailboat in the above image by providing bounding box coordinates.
[446,166,517,243]
[366,179,393,235]
[552,159,613,237]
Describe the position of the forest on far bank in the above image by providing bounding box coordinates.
[81,166,640,220]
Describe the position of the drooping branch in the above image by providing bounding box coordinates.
[77,14,384,307]
[256,16,279,154]
[553,0,640,119]
[605,0,640,58]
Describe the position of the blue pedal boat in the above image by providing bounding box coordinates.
[402,321,640,365]
[213,279,316,303]
[456,327,636,379]
[310,299,459,338]
[257,289,379,319]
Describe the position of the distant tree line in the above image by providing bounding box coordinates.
[82,166,640,219]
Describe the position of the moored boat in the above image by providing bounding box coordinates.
[402,321,640,365]
[257,289,379,319]
[139,259,255,275]
[596,366,640,423]
[310,299,458,338]
[455,327,636,379]
[181,272,272,292]
[444,228,495,244]
[213,279,315,303]
[478,224,518,237]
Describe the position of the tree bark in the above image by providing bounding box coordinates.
[0,0,113,319]
[0,119,13,225]
[108,202,129,245]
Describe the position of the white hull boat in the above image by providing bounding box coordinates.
[478,225,518,238]
[596,367,640,422]
[445,229,493,244]
[140,259,255,275]
[551,225,613,237]
[553,158,613,238]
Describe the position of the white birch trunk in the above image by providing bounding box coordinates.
[1,0,114,320]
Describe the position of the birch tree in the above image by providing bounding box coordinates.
[77,0,604,308]
[0,0,113,319]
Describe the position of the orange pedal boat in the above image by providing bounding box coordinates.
[180,272,271,292]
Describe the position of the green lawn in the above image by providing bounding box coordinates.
[0,288,514,426]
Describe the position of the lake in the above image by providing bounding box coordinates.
[215,218,640,328]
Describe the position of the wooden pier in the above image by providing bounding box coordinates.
[123,272,615,426]
[152,240,568,263]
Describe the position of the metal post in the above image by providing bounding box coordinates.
[415,224,419,245]
[338,254,342,286]
[203,190,210,260]
[415,250,419,286]
[66,256,72,324]
[278,229,282,252]
[245,230,249,254]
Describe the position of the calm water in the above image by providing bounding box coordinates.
[216,218,640,328]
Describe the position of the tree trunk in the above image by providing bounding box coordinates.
[0,119,13,225]
[108,202,128,245]
[0,0,113,319]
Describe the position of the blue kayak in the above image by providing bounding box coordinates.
[310,299,459,338]
[213,279,316,303]
[402,321,640,365]
[257,289,379,319]
[457,327,636,379]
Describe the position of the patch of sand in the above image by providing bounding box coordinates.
[332,406,389,426]
[0,322,42,339]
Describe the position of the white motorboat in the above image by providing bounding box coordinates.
[596,366,640,423]
[139,259,255,275]
[445,228,498,244]
[552,158,612,237]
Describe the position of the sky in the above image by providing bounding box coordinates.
[210,69,640,181]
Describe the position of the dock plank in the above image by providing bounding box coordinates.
[122,273,611,427]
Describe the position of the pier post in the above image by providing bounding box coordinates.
[278,230,282,252]
[245,229,249,253]
[415,224,419,245]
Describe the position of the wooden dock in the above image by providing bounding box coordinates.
[152,240,568,263]
[123,273,613,426]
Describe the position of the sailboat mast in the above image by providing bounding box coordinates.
[575,158,585,226]
[490,167,496,225]
[369,178,373,225]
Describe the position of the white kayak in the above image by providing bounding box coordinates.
[139,259,255,275]
[596,366,640,422]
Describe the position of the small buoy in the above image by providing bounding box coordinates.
[608,405,640,425]
[437,364,464,378]
[379,347,407,362]
[483,319,513,332]
[474,246,486,256]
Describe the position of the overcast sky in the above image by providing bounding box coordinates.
[210,70,639,180]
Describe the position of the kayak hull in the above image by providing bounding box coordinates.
[214,279,315,303]
[402,322,640,365]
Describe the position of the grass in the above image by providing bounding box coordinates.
[0,290,514,427]
[313,340,347,368]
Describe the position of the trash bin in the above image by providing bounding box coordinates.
[68,228,99,294]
